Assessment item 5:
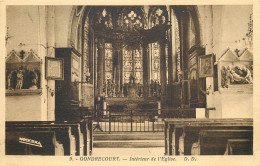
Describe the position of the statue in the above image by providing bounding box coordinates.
[221,66,230,88]
[230,69,244,83]
[222,65,253,87]
[105,79,116,97]
[106,79,113,97]
[240,66,253,83]
[150,80,161,97]
[229,66,253,84]
[16,69,23,89]
[8,71,13,90]
[129,73,135,85]
[128,73,137,97]
[29,70,38,89]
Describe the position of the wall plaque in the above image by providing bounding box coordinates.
[45,57,64,80]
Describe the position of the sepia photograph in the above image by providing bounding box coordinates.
[1,1,259,165]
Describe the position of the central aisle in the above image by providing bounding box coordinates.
[92,148,164,156]
[92,132,165,156]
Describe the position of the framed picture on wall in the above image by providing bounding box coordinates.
[198,54,214,78]
[45,57,64,80]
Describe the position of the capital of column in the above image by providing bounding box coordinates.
[96,38,105,48]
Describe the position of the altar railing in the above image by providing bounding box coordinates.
[90,107,196,133]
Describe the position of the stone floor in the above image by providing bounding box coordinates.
[92,147,164,156]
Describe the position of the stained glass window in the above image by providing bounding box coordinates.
[151,8,167,28]
[151,42,160,82]
[123,48,133,84]
[105,43,113,81]
[97,8,113,29]
[123,47,143,84]
[173,13,181,82]
[149,42,169,84]
[123,10,143,30]
[133,49,143,84]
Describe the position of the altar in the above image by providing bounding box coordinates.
[105,97,158,113]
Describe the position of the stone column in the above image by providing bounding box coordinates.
[119,46,124,96]
[38,6,48,121]
[159,39,167,96]
[142,43,149,97]
[113,42,121,96]
[97,39,105,97]
[46,6,55,121]
[168,36,173,85]
[167,6,173,85]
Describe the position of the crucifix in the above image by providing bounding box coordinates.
[20,50,25,59]
[234,49,240,57]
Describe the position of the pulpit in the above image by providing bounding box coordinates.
[55,48,81,121]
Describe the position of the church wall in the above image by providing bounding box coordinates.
[221,93,253,118]
[6,6,44,121]
[213,6,253,118]
[6,6,39,54]
[55,6,74,48]
[196,6,213,54]
[5,6,75,121]
[197,5,253,118]
[6,95,41,121]
[212,5,252,59]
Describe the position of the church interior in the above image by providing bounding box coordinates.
[5,5,253,156]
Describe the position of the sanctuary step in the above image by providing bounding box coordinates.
[93,132,164,149]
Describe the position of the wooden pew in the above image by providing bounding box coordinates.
[225,139,253,155]
[199,130,253,155]
[6,121,92,156]
[6,130,56,155]
[164,118,253,155]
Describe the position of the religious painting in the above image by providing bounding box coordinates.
[198,54,214,78]
[45,57,64,80]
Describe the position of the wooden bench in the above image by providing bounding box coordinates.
[199,129,253,155]
[225,139,253,155]
[6,120,93,156]
[164,118,253,155]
